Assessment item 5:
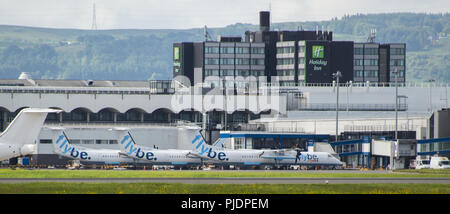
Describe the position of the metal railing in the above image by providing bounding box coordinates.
[296,103,408,111]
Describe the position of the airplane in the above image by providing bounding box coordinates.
[0,108,61,161]
[50,128,135,165]
[117,126,342,168]
[188,128,342,167]
[114,128,202,167]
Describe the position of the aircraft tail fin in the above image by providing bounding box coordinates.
[51,129,76,156]
[0,108,61,145]
[113,128,140,156]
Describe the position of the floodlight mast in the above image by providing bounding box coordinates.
[333,71,342,143]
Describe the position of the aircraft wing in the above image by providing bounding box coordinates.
[260,150,297,160]
[185,152,205,160]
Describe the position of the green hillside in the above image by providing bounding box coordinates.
[0,13,448,82]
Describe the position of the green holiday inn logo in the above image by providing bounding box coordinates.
[312,46,324,58]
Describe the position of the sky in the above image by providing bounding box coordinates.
[0,0,448,30]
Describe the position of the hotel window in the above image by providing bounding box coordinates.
[390,59,404,66]
[220,69,234,76]
[204,69,219,77]
[298,57,305,64]
[390,48,404,55]
[236,58,250,65]
[251,58,265,65]
[354,59,363,66]
[364,59,378,66]
[251,70,265,76]
[236,70,249,77]
[278,70,295,76]
[220,58,234,65]
[251,47,264,54]
[298,69,305,76]
[364,48,378,55]
[298,46,305,53]
[365,70,378,78]
[205,46,219,54]
[220,47,235,54]
[277,58,294,65]
[354,47,363,55]
[354,70,364,78]
[236,47,250,54]
[205,58,219,65]
[277,47,295,54]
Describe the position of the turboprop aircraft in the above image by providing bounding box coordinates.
[0,108,61,161]
[189,132,342,167]
[50,128,134,165]
[114,128,202,166]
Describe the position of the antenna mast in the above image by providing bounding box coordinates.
[367,28,376,43]
[91,2,98,30]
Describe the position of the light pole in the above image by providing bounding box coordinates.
[333,71,342,142]
[391,68,399,171]
[393,68,399,140]
[428,79,435,112]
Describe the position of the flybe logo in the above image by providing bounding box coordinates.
[120,135,157,161]
[192,135,228,161]
[55,134,90,160]
[312,46,324,58]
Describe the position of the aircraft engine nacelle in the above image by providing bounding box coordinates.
[20,144,36,156]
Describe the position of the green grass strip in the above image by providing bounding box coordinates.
[0,183,449,194]
[0,169,449,178]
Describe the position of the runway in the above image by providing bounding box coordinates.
[1,177,449,184]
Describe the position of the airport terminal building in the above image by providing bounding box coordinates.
[0,76,449,168]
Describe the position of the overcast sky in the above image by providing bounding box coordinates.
[0,0,448,29]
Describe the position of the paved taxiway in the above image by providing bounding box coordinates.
[1,177,449,184]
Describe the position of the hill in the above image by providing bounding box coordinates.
[0,13,448,82]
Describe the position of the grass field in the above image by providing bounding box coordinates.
[0,169,449,178]
[0,183,448,194]
[0,169,448,194]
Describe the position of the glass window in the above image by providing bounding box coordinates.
[96,140,109,144]
[364,48,378,55]
[235,58,250,65]
[236,70,249,77]
[251,70,264,76]
[277,58,294,65]
[390,59,404,66]
[354,47,364,55]
[390,48,404,55]
[82,140,94,144]
[251,59,265,65]
[298,46,305,53]
[205,58,219,65]
[40,139,52,144]
[354,59,363,66]
[354,70,364,78]
[298,57,305,64]
[298,69,305,76]
[236,47,250,54]
[365,70,378,77]
[251,47,264,54]
[220,47,234,54]
[234,138,245,149]
[205,69,220,76]
[205,46,219,54]
[364,59,378,66]
[220,69,234,76]
[220,58,234,65]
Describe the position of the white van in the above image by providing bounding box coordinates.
[414,159,431,169]
[430,157,450,169]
